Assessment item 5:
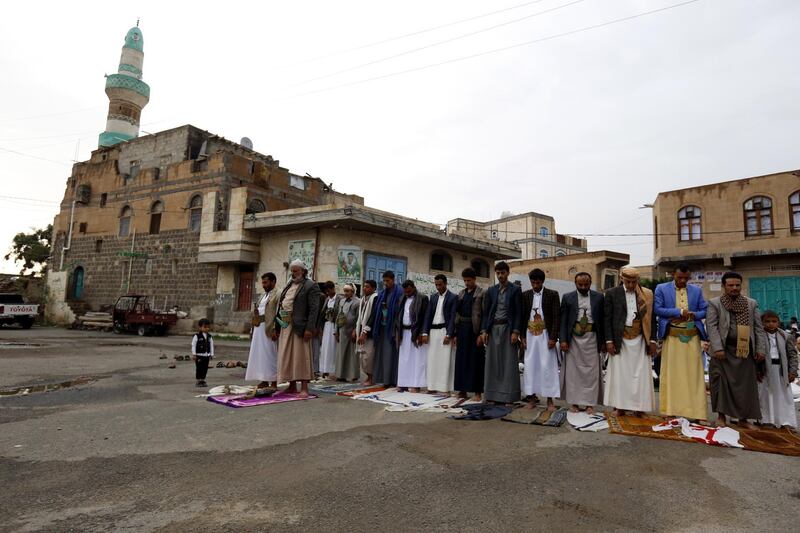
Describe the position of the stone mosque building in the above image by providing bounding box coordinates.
[47,25,588,332]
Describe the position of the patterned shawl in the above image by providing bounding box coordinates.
[720,294,749,325]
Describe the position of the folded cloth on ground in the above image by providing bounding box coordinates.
[791,382,800,401]
[652,417,743,448]
[449,403,513,421]
[566,411,609,432]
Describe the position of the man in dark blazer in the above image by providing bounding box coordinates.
[520,268,561,410]
[277,259,321,397]
[454,267,485,399]
[559,272,605,413]
[480,261,522,404]
[395,280,429,392]
[602,267,657,416]
[421,274,458,393]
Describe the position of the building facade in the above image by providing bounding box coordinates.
[653,170,800,322]
[447,212,587,262]
[506,250,630,296]
[48,125,363,331]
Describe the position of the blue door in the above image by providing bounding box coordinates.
[365,253,407,287]
[749,276,800,324]
[73,267,85,299]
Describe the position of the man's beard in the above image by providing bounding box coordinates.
[577,289,589,295]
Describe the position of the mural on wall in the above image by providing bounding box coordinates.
[337,246,362,285]
[288,240,315,274]
[408,272,467,296]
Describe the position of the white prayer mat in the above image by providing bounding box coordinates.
[352,388,451,411]
[791,381,800,402]
[566,411,609,432]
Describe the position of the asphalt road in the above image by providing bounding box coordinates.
[1,327,798,532]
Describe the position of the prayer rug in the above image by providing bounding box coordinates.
[566,411,609,432]
[336,385,388,397]
[385,396,479,413]
[309,382,367,395]
[502,407,568,426]
[351,389,448,410]
[449,403,513,421]
[207,391,317,408]
[607,414,800,457]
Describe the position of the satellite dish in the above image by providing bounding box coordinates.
[240,137,253,150]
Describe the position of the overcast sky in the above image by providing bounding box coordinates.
[1,0,798,273]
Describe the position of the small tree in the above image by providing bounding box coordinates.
[5,225,52,275]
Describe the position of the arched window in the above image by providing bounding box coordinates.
[539,249,549,259]
[246,198,267,215]
[188,194,203,232]
[678,205,702,241]
[539,227,550,238]
[471,258,490,278]
[430,250,453,272]
[744,196,773,236]
[119,206,132,237]
[790,191,800,232]
[149,201,163,234]
[556,249,566,257]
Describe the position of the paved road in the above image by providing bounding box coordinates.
[0,327,798,532]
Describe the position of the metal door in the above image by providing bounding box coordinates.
[365,253,407,287]
[749,276,800,324]
[237,270,254,311]
[73,267,84,299]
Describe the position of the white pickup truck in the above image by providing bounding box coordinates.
[0,294,38,329]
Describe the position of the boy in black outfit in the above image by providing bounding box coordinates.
[192,319,214,387]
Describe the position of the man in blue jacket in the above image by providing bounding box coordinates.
[654,263,708,421]
[480,262,522,404]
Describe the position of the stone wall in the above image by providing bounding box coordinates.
[55,229,217,315]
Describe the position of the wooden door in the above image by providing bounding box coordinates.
[237,270,254,311]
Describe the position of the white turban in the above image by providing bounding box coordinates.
[343,283,355,292]
[289,259,308,270]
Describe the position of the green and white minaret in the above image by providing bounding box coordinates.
[98,23,150,147]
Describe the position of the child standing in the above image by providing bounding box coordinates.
[758,310,798,429]
[192,318,214,388]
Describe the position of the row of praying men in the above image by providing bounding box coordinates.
[244,259,797,428]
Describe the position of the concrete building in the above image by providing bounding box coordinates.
[46,25,519,333]
[652,169,800,322]
[447,212,587,262]
[506,250,630,296]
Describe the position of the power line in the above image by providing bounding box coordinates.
[293,0,703,98]
[0,146,71,165]
[284,0,553,68]
[294,0,584,87]
[0,105,104,124]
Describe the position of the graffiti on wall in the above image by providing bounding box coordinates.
[288,240,315,274]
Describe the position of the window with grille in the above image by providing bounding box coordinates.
[430,250,453,272]
[119,206,132,237]
[790,191,800,232]
[743,196,773,236]
[678,206,702,241]
[149,201,163,235]
[189,195,203,232]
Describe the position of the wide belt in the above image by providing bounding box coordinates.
[402,325,414,330]
[573,323,593,335]
[493,319,509,325]
[667,326,698,338]
[771,358,781,365]
[430,323,446,330]
[623,320,642,340]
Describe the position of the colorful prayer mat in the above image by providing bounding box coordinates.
[207,391,317,408]
[336,385,387,397]
[607,414,800,457]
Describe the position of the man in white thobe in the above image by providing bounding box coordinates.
[246,272,279,388]
[603,267,657,416]
[318,281,341,379]
[421,274,457,394]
